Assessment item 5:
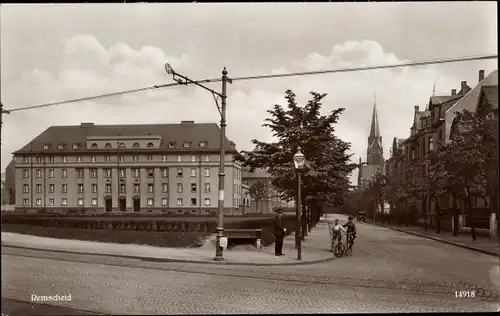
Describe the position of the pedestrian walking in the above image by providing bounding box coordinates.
[274,209,286,256]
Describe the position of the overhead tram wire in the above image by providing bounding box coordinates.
[3,53,497,113]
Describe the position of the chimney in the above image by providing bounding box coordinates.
[181,121,195,125]
[461,81,467,92]
[414,105,419,112]
[479,69,485,82]
[80,122,94,128]
[451,89,456,96]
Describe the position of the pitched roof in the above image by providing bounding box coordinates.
[445,70,498,142]
[13,122,236,154]
[430,95,459,105]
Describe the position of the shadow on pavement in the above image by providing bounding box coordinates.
[1,298,103,316]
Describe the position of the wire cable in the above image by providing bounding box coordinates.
[3,54,497,113]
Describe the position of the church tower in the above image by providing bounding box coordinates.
[366,95,384,166]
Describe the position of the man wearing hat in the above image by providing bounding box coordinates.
[274,208,286,256]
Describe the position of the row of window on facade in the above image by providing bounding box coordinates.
[22,154,214,164]
[22,182,213,194]
[22,167,213,179]
[45,141,209,150]
[22,197,214,207]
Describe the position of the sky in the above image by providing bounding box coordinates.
[1,2,497,185]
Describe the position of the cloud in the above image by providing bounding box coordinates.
[2,36,490,186]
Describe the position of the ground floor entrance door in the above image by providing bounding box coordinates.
[133,198,140,212]
[119,198,126,212]
[105,198,112,212]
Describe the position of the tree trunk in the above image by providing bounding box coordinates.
[435,199,441,234]
[466,189,476,241]
[452,193,459,237]
[301,201,307,240]
[423,194,428,232]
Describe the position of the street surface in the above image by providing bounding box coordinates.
[2,214,499,314]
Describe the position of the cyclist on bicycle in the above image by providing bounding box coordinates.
[330,219,346,252]
[343,216,357,248]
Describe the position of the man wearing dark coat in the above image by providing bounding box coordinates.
[274,209,286,256]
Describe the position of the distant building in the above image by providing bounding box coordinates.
[11,121,243,215]
[358,97,384,187]
[242,167,291,214]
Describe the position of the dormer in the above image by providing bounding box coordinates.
[199,141,207,148]
[57,143,67,150]
[183,141,192,148]
[43,144,50,150]
[90,143,99,149]
[168,141,176,148]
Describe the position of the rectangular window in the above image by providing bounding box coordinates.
[176,198,183,206]
[162,198,168,206]
[23,157,30,163]
[177,183,183,193]
[36,184,42,193]
[61,198,68,206]
[90,156,96,163]
[77,168,84,178]
[133,184,140,193]
[62,169,67,178]
[147,198,154,206]
[148,184,154,193]
[91,198,97,206]
[190,198,197,206]
[77,184,84,193]
[61,184,67,193]
[62,156,67,163]
[204,198,211,206]
[147,155,153,162]
[161,155,167,162]
[49,198,55,206]
[133,168,140,178]
[23,184,29,193]
[204,183,211,193]
[119,168,126,178]
[191,155,197,162]
[36,198,42,206]
[191,183,197,193]
[105,156,111,162]
[147,168,154,177]
[23,198,29,206]
[105,184,112,193]
[177,168,183,177]
[23,169,29,178]
[161,168,168,178]
[190,168,196,177]
[91,184,98,193]
[78,198,84,206]
[162,183,168,193]
[177,155,182,162]
[36,156,42,163]
[77,156,83,163]
[49,184,55,193]
[133,155,138,162]
[36,169,42,178]
[104,168,112,178]
[48,156,54,163]
[118,156,124,162]
[204,168,210,177]
[90,168,97,178]
[120,184,126,193]
[203,155,209,162]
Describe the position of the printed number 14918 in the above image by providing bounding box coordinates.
[455,291,475,298]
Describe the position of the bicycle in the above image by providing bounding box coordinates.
[332,234,346,257]
[345,233,355,256]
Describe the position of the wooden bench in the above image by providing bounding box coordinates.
[224,229,263,250]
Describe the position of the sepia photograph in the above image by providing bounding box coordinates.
[1,2,499,314]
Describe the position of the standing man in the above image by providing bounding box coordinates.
[274,209,286,256]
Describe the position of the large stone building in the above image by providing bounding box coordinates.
[358,98,385,187]
[11,121,243,215]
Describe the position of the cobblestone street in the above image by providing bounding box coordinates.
[2,216,499,314]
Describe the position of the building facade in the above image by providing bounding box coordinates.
[12,121,243,215]
[358,98,385,187]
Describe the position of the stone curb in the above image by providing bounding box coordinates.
[369,221,499,257]
[1,244,337,267]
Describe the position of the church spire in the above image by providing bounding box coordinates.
[369,93,380,139]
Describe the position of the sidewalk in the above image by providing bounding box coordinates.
[1,220,336,266]
[369,221,500,257]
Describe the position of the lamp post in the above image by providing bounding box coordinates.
[293,147,306,260]
[165,63,231,261]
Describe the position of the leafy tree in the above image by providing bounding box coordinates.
[248,180,269,213]
[434,109,495,240]
[238,90,356,225]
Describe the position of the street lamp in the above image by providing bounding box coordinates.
[165,63,231,261]
[293,147,306,260]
